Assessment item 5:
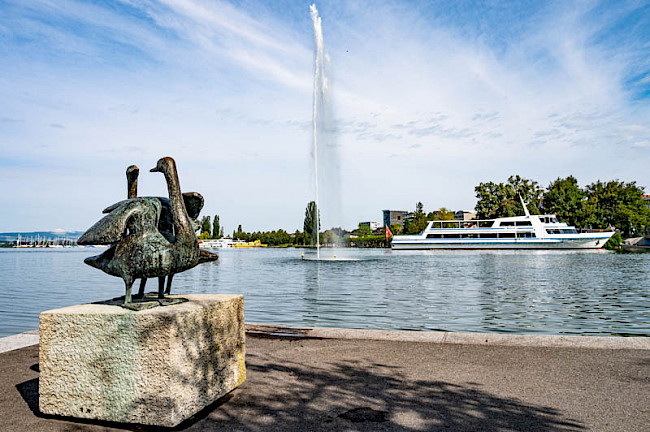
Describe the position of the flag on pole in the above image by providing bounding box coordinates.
[385,225,392,241]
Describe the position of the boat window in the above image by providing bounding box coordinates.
[499,233,516,238]
[520,232,536,238]
[516,221,532,226]
[480,233,498,239]
[552,218,559,223]
[546,229,561,235]
[501,221,515,226]
[560,228,577,234]
[427,234,464,239]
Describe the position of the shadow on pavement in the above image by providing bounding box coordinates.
[15,353,585,431]
[202,352,585,431]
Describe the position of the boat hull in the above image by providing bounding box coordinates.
[391,235,613,250]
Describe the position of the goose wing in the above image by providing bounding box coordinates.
[103,199,131,214]
[182,192,204,220]
[105,194,203,219]
[78,198,162,245]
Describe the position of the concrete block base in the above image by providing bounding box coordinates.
[39,294,245,427]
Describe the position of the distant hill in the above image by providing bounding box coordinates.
[0,231,85,243]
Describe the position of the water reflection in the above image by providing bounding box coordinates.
[0,248,649,337]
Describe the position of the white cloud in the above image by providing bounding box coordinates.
[1,0,649,231]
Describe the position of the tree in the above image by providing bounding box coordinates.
[404,202,428,234]
[212,215,220,239]
[389,224,403,235]
[507,175,543,214]
[582,180,650,235]
[475,175,543,219]
[303,201,320,245]
[428,207,457,228]
[357,223,372,235]
[428,207,456,220]
[200,216,211,236]
[233,224,247,241]
[543,176,586,228]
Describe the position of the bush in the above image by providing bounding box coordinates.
[604,233,622,250]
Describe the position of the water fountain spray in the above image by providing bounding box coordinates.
[310,3,324,259]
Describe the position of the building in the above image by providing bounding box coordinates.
[383,210,412,227]
[359,222,381,231]
[454,210,477,221]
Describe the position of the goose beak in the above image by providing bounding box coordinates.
[150,167,158,173]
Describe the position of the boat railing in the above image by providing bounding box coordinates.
[428,220,494,229]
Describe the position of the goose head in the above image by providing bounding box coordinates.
[150,157,175,174]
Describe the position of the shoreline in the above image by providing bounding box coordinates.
[2,324,648,355]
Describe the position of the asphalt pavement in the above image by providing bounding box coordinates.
[1,326,648,431]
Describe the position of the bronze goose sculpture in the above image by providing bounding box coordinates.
[117,165,216,298]
[78,157,216,306]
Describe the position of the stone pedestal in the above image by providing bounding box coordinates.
[39,294,245,427]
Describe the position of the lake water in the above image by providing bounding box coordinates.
[1,247,649,338]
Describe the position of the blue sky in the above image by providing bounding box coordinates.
[1,0,649,233]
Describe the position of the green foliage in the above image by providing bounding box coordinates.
[200,216,211,236]
[247,229,293,246]
[604,232,622,250]
[427,207,455,221]
[508,175,543,213]
[233,224,246,241]
[581,180,650,235]
[389,224,402,235]
[474,175,649,236]
[427,207,458,228]
[475,175,543,219]
[198,231,211,240]
[543,176,586,228]
[303,201,320,245]
[212,215,220,239]
[322,229,344,246]
[404,202,429,234]
[357,223,372,235]
[347,234,387,248]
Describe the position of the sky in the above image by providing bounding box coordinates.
[1,0,649,233]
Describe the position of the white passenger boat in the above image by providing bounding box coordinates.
[200,238,236,248]
[391,199,614,250]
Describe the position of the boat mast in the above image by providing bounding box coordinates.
[519,195,531,218]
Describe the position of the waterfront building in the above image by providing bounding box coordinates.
[383,210,413,228]
[359,221,381,231]
[454,210,477,221]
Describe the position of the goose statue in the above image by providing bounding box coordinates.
[116,165,217,299]
[78,157,217,307]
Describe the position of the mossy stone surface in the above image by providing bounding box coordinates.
[39,294,245,427]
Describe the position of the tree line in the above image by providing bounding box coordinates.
[474,175,649,236]
[195,202,330,247]
[399,175,649,237]
[197,175,649,248]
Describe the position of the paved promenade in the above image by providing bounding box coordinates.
[1,325,648,431]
